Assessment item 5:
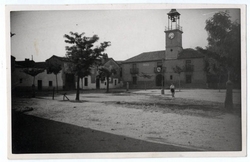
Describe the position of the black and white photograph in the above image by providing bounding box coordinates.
[7,3,246,159]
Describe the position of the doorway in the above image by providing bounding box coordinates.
[156,74,164,87]
[38,80,42,90]
[96,78,100,89]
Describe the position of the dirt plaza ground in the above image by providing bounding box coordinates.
[11,88,242,153]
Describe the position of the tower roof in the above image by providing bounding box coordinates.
[167,9,180,17]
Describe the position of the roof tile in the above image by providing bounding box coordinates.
[125,50,165,63]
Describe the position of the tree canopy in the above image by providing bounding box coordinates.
[23,68,45,86]
[46,61,62,75]
[64,32,110,78]
[98,65,116,93]
[205,10,240,83]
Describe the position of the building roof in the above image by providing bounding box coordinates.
[116,61,124,65]
[34,62,47,68]
[125,50,165,63]
[48,55,70,62]
[102,58,121,68]
[15,59,35,68]
[177,48,204,59]
[124,48,204,63]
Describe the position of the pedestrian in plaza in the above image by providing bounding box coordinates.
[170,83,175,97]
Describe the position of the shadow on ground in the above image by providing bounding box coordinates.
[12,112,197,154]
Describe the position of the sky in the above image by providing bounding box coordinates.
[10,7,240,62]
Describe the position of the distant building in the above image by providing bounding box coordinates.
[122,9,207,89]
[75,57,123,90]
[12,57,62,91]
[12,55,123,91]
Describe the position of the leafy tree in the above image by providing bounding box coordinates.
[196,46,227,91]
[23,68,44,97]
[205,10,240,109]
[205,10,240,83]
[46,61,62,92]
[23,68,44,85]
[172,65,184,91]
[139,72,152,90]
[64,32,110,100]
[98,66,116,93]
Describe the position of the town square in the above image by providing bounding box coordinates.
[9,6,244,156]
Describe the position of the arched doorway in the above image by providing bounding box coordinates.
[156,74,164,86]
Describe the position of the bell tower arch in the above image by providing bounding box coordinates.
[165,9,183,59]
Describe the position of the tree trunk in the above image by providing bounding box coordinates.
[224,71,233,110]
[75,75,80,101]
[32,76,36,98]
[56,74,58,93]
[178,74,181,92]
[218,75,221,92]
[33,76,35,85]
[225,80,233,110]
[106,77,109,93]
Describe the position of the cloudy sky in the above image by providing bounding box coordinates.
[10,7,240,62]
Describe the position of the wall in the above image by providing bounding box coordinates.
[12,68,64,90]
[79,75,123,90]
[122,57,207,89]
[78,59,123,90]
[122,60,163,89]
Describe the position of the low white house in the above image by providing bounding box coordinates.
[12,55,123,91]
[78,58,123,90]
[12,59,64,91]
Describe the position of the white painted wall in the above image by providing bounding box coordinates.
[12,68,64,90]
[79,76,123,90]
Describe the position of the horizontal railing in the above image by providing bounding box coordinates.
[165,25,183,32]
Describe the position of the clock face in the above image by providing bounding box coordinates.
[157,67,162,72]
[168,32,175,39]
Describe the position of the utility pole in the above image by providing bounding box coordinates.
[161,59,165,94]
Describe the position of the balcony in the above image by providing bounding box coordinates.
[165,25,183,32]
[130,68,139,74]
[185,65,194,73]
[154,67,166,73]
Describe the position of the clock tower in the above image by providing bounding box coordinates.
[165,9,183,59]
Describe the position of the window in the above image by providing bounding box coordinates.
[84,78,88,86]
[49,81,53,87]
[186,75,192,83]
[170,75,173,80]
[19,78,22,83]
[115,79,117,85]
[157,61,162,67]
[132,63,137,69]
[132,76,137,85]
[186,60,191,65]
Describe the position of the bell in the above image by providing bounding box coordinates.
[172,17,176,22]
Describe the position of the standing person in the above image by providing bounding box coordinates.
[170,83,175,97]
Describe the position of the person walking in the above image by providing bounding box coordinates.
[170,83,175,97]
